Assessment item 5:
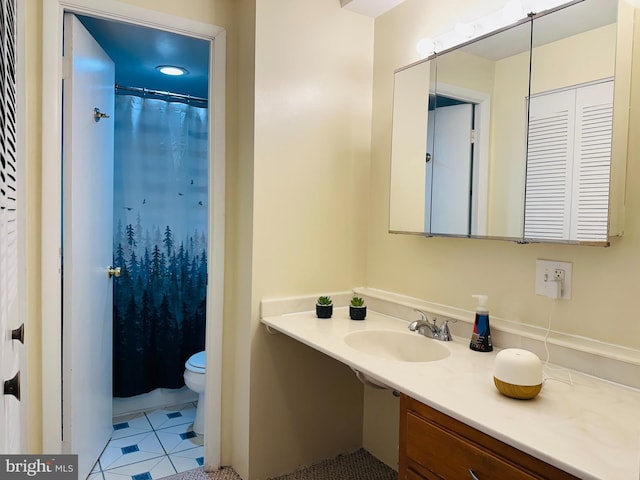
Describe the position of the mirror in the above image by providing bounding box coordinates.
[389,0,623,244]
[525,1,618,243]
[428,20,532,238]
[389,60,434,233]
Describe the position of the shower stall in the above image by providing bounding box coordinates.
[112,90,209,400]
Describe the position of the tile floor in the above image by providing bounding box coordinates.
[89,402,204,480]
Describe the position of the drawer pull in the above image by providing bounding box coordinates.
[468,469,480,480]
[3,371,20,401]
[11,324,24,343]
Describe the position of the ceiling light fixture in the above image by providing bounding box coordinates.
[156,65,189,76]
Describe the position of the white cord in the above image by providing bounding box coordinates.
[542,297,574,386]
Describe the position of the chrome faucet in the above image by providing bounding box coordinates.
[408,310,454,341]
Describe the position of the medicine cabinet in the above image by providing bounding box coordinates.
[388,0,631,246]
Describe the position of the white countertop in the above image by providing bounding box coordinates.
[261,307,640,480]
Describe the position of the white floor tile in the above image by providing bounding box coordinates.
[102,456,177,480]
[111,412,154,440]
[145,403,196,430]
[155,423,203,454]
[169,447,205,473]
[99,431,166,471]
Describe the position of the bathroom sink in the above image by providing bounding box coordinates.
[343,330,450,362]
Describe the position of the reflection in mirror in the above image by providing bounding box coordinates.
[525,0,618,244]
[389,0,626,245]
[428,20,532,237]
[389,60,435,233]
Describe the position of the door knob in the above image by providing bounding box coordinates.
[11,324,24,344]
[107,266,121,278]
[3,371,20,401]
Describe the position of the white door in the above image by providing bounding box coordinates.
[427,103,474,235]
[62,14,115,479]
[1,0,22,455]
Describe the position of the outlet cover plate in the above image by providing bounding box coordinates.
[535,259,572,299]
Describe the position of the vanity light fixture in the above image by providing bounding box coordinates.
[454,22,476,39]
[416,38,437,58]
[502,0,525,23]
[156,65,189,76]
[415,0,571,60]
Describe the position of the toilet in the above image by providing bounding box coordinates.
[184,351,206,435]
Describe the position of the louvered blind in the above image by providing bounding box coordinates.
[525,80,613,242]
[1,0,18,323]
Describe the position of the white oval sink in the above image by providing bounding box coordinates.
[344,330,450,363]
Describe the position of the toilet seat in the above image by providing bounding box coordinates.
[185,351,206,374]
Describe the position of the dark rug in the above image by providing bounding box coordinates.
[266,449,397,480]
[161,449,397,480]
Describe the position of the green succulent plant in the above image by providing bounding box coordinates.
[317,296,333,306]
[350,296,365,307]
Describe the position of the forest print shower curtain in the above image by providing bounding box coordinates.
[113,94,208,397]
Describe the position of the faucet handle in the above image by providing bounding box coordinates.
[435,317,456,341]
[413,309,429,322]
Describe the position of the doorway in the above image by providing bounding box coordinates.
[425,84,491,236]
[40,1,225,477]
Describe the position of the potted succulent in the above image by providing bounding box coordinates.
[316,296,333,319]
[349,296,367,321]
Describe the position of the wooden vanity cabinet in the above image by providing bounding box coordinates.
[399,394,579,480]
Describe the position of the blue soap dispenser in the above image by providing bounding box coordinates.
[470,294,493,352]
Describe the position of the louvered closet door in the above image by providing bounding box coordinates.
[525,89,575,240]
[0,0,21,454]
[525,80,613,242]
[570,81,613,242]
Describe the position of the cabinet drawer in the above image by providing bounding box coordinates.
[399,395,579,480]
[406,466,442,480]
[406,411,537,480]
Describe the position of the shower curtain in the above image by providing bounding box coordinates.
[112,94,208,397]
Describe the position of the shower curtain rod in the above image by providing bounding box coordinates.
[115,84,208,105]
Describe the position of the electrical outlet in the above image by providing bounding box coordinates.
[535,259,572,299]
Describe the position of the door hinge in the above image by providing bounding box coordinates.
[470,129,476,144]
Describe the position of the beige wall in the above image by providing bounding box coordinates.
[489,48,529,236]
[365,0,640,467]
[22,0,43,455]
[249,1,373,478]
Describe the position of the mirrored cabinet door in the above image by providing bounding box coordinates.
[429,20,532,238]
[525,0,618,244]
[389,59,434,234]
